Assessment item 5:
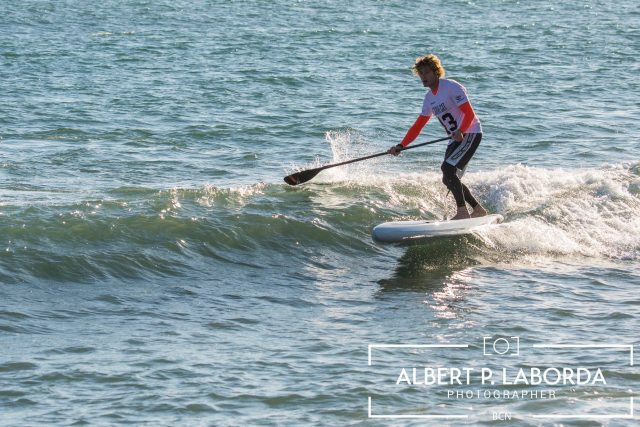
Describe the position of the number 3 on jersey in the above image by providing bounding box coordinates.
[438,113,458,134]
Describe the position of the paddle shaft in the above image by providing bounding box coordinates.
[315,135,450,173]
[283,135,451,185]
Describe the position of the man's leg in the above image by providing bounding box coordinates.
[443,133,486,219]
[441,162,470,219]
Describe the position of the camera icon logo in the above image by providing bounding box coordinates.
[483,336,520,356]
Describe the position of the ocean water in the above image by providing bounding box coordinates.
[1,1,639,426]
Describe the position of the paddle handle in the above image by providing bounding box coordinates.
[400,135,450,151]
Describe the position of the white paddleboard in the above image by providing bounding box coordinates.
[372,214,503,243]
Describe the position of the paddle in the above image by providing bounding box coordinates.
[283,135,450,185]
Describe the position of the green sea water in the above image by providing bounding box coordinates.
[1,1,639,425]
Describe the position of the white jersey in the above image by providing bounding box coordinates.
[421,79,482,138]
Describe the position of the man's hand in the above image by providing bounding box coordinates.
[452,129,464,142]
[388,144,404,156]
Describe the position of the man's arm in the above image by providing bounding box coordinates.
[452,101,477,142]
[389,115,430,156]
[400,114,430,147]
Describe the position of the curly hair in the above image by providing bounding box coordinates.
[412,54,445,78]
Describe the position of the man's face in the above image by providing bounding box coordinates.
[417,66,437,87]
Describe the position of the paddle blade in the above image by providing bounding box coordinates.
[283,167,322,186]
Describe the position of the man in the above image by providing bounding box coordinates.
[389,54,487,220]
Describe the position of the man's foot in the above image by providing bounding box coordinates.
[450,207,470,220]
[470,204,488,218]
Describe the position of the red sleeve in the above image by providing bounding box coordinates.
[458,101,477,133]
[400,115,430,147]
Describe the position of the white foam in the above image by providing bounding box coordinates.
[470,163,640,260]
[197,183,267,208]
[319,129,374,184]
